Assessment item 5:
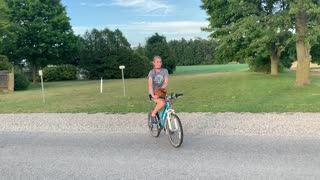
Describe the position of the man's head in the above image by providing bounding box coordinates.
[153,56,162,69]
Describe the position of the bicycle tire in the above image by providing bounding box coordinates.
[167,114,183,148]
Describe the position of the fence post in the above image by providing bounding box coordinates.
[7,72,14,92]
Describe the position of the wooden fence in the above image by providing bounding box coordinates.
[0,70,14,92]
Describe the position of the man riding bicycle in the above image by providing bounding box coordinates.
[148,56,169,126]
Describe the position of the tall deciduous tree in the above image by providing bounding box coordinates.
[134,43,145,57]
[201,0,292,75]
[80,28,149,79]
[0,0,13,55]
[145,33,176,74]
[0,1,10,42]
[5,0,76,83]
[290,0,320,86]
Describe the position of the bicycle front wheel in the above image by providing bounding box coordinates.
[167,114,183,148]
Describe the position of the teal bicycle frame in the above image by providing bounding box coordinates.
[149,93,184,147]
[157,100,171,129]
[150,93,183,131]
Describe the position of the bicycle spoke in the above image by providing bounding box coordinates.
[168,114,183,147]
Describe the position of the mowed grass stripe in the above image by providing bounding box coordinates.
[0,69,320,113]
[174,64,249,75]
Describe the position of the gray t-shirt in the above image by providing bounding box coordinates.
[148,68,169,92]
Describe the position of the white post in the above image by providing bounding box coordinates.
[121,69,126,96]
[100,77,103,94]
[39,70,45,103]
[119,65,126,96]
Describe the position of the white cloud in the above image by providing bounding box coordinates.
[83,0,174,16]
[94,3,110,7]
[111,0,174,13]
[72,21,210,46]
[73,21,209,35]
[80,2,86,6]
[126,21,209,35]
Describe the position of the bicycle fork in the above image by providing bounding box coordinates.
[166,109,179,133]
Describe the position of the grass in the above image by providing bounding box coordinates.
[174,64,249,75]
[0,64,320,113]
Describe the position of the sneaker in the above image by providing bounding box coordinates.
[150,116,158,125]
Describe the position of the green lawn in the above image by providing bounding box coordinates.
[0,65,320,113]
[174,64,249,75]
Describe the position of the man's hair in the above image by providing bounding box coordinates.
[153,56,162,61]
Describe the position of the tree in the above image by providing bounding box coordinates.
[56,35,82,66]
[0,0,14,60]
[145,33,176,74]
[201,0,292,75]
[80,28,149,79]
[171,38,188,65]
[0,0,11,45]
[134,43,145,57]
[311,40,320,64]
[124,53,150,78]
[169,39,215,65]
[5,0,76,83]
[290,0,320,86]
[0,55,11,70]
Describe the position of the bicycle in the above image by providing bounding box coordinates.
[148,93,184,148]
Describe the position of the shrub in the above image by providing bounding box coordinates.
[14,73,30,91]
[59,64,77,80]
[43,64,77,81]
[247,56,284,73]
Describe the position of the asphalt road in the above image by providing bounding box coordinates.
[0,131,319,180]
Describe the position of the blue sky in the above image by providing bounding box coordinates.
[61,0,210,47]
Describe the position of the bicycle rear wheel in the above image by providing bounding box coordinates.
[148,111,160,137]
[167,114,183,148]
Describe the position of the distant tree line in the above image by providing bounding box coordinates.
[0,0,219,83]
[168,38,217,66]
[135,37,218,66]
[2,0,319,87]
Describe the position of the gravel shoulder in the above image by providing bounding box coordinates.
[0,112,319,137]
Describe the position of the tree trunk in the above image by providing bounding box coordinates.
[295,1,311,87]
[295,41,311,86]
[32,64,37,84]
[270,52,279,75]
[270,48,283,75]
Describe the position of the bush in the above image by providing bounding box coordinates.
[0,55,11,71]
[247,56,284,73]
[125,53,150,78]
[14,73,30,91]
[43,64,77,82]
[43,66,59,81]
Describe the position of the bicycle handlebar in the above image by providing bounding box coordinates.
[167,93,183,100]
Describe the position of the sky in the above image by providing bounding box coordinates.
[61,0,210,47]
